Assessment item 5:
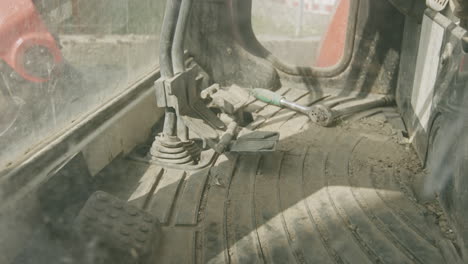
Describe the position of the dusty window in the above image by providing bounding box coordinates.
[0,0,165,172]
[252,0,351,68]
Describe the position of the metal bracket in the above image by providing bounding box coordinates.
[162,63,226,141]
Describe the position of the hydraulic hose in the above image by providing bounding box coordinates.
[172,0,193,74]
[159,0,182,136]
[172,0,194,140]
[159,0,182,79]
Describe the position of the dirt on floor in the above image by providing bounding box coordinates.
[342,112,457,244]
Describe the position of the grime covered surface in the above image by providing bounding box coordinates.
[14,88,460,264]
[87,87,459,263]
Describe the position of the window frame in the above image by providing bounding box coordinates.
[230,0,360,77]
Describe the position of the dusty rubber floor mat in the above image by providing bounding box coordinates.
[74,191,161,264]
[92,89,460,263]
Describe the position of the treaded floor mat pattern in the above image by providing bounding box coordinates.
[96,89,458,264]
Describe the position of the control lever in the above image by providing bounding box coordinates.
[251,88,324,123]
[251,88,394,127]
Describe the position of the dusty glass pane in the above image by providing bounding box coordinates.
[252,0,350,67]
[0,0,165,172]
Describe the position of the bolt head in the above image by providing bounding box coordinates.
[308,105,334,127]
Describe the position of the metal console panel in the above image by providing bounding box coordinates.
[155,63,226,141]
[397,9,455,162]
[398,8,468,260]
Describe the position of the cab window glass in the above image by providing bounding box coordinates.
[0,0,165,172]
[252,0,351,67]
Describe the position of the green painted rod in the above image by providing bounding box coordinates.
[251,88,285,106]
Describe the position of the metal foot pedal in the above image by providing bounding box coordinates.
[230,131,279,153]
[74,191,161,264]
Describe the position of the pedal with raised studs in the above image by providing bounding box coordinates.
[74,191,160,264]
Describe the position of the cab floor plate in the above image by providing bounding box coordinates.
[93,88,459,263]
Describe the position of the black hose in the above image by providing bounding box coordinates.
[159,0,182,78]
[160,0,195,140]
[171,0,193,139]
[159,0,182,137]
[172,0,193,74]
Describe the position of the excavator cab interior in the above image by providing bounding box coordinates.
[2,0,468,263]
